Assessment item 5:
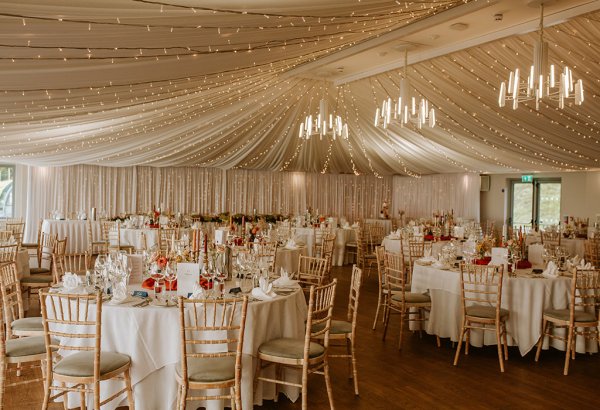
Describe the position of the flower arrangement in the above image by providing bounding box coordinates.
[475,236,494,259]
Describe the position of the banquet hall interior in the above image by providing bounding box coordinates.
[0,0,599,409]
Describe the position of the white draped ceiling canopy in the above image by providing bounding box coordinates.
[0,0,598,176]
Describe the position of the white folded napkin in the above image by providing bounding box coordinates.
[578,259,594,270]
[351,222,359,228]
[273,269,298,287]
[190,283,207,299]
[62,272,83,291]
[252,277,276,300]
[342,223,350,229]
[181,233,189,246]
[285,239,297,249]
[110,283,128,304]
[542,261,559,278]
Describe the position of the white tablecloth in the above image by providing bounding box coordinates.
[526,235,586,258]
[331,227,356,266]
[50,285,307,410]
[120,227,159,250]
[411,265,596,356]
[292,228,315,256]
[364,218,392,234]
[42,219,101,253]
[275,246,308,275]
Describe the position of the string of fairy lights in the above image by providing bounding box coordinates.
[0,0,599,175]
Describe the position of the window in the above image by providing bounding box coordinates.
[509,178,561,230]
[0,165,14,218]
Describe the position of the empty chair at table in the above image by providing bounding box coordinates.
[39,290,134,409]
[372,246,388,330]
[541,229,562,246]
[297,255,329,289]
[86,220,107,256]
[255,280,337,410]
[0,231,12,243]
[101,220,135,254]
[52,251,91,284]
[535,268,600,375]
[255,241,278,274]
[382,251,439,350]
[454,263,509,372]
[158,226,179,254]
[584,239,600,268]
[176,296,249,409]
[4,221,24,249]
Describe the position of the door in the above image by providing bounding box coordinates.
[509,178,561,229]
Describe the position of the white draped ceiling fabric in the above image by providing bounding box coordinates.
[0,0,598,175]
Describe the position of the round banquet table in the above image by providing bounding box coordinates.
[274,245,307,275]
[411,264,598,356]
[49,283,307,410]
[41,219,101,253]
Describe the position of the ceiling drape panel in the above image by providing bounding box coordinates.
[21,164,478,240]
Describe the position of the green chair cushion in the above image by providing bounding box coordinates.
[258,338,325,360]
[21,275,53,284]
[466,305,509,319]
[391,292,431,304]
[29,267,51,275]
[5,336,48,357]
[11,317,44,332]
[54,351,130,377]
[312,319,352,335]
[544,309,596,322]
[176,356,236,383]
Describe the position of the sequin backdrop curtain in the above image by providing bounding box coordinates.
[390,173,481,221]
[22,165,478,240]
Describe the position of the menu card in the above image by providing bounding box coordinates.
[127,254,144,284]
[177,263,200,297]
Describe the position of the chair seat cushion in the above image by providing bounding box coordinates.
[11,317,44,332]
[54,351,130,377]
[5,336,48,357]
[544,309,596,322]
[21,274,53,284]
[312,319,352,335]
[29,267,51,275]
[466,305,509,319]
[176,356,236,383]
[391,292,431,304]
[258,338,325,360]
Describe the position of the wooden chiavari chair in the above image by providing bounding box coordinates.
[297,255,329,289]
[407,239,425,283]
[176,296,249,409]
[541,229,562,246]
[255,280,337,410]
[0,244,17,268]
[20,236,60,309]
[319,232,336,281]
[0,231,12,243]
[254,241,278,274]
[314,266,362,395]
[52,251,91,284]
[382,251,439,349]
[101,220,135,254]
[583,239,600,267]
[0,262,44,338]
[86,219,106,256]
[372,246,388,330]
[39,291,134,410]
[158,226,179,254]
[454,263,508,372]
[535,268,600,375]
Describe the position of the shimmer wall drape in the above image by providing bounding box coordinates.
[22,165,478,241]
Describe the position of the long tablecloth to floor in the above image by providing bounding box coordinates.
[411,264,597,356]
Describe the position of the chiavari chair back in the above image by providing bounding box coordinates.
[159,226,180,254]
[176,296,249,409]
[86,220,106,255]
[372,246,387,330]
[541,229,562,246]
[254,241,278,273]
[4,221,24,249]
[454,263,508,372]
[53,252,90,284]
[297,255,329,290]
[0,231,12,243]
[0,262,44,338]
[584,240,600,267]
[535,268,600,375]
[0,244,18,268]
[255,280,337,410]
[39,290,134,409]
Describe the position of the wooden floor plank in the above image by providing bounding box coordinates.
[7,265,599,409]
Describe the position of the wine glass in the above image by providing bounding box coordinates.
[94,254,108,292]
[150,263,165,301]
[164,262,177,304]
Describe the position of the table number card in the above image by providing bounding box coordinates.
[490,247,508,271]
[127,254,144,284]
[177,262,200,297]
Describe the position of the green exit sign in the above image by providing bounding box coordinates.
[521,175,533,183]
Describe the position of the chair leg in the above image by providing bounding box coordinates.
[398,311,405,350]
[41,366,52,410]
[80,391,87,410]
[253,357,262,401]
[93,380,100,410]
[502,322,509,360]
[0,361,6,410]
[465,322,471,356]
[230,386,236,410]
[564,325,574,375]
[382,306,391,341]
[301,364,308,410]
[535,319,549,362]
[350,338,359,396]
[495,322,505,373]
[178,383,187,410]
[372,292,382,330]
[323,358,335,410]
[61,382,69,410]
[124,368,134,409]
[453,317,466,366]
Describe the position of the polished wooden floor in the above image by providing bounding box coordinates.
[6,265,599,409]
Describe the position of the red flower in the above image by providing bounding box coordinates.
[156,256,168,269]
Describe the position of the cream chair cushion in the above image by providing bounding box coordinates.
[11,317,44,332]
[54,351,130,377]
[391,292,431,304]
[21,275,53,284]
[312,319,352,335]
[6,336,49,357]
[466,305,509,319]
[258,338,325,360]
[29,268,51,275]
[544,309,596,322]
[176,356,236,383]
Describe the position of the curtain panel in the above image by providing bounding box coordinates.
[22,165,479,241]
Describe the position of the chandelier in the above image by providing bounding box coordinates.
[298,90,349,140]
[374,50,436,129]
[498,3,584,110]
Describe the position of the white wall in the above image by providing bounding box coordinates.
[480,171,600,225]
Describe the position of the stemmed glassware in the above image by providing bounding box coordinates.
[150,262,165,301]
[164,261,177,304]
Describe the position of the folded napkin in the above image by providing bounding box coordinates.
[110,283,129,304]
[62,272,83,291]
[273,269,298,287]
[351,222,359,228]
[578,259,594,270]
[190,282,207,299]
[284,239,297,249]
[342,223,350,229]
[542,261,559,278]
[251,277,276,300]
